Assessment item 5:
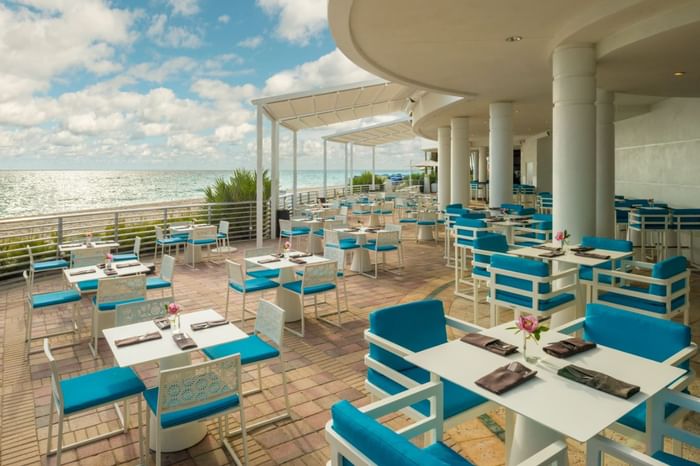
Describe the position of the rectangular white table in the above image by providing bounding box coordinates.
[103,309,248,452]
[63,261,151,285]
[405,324,685,465]
[334,227,385,273]
[58,240,119,254]
[245,253,330,322]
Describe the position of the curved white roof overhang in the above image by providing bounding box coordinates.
[324,118,415,147]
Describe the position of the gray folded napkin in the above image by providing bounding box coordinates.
[173,332,197,350]
[115,332,162,347]
[476,362,538,395]
[69,268,95,276]
[574,252,611,260]
[539,251,566,258]
[154,317,170,330]
[543,338,597,359]
[461,333,518,356]
[116,262,139,269]
[190,319,229,331]
[557,364,639,399]
[534,245,562,252]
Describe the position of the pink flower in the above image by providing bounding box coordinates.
[515,315,539,334]
[284,241,291,250]
[554,231,565,242]
[167,303,182,315]
[105,253,113,260]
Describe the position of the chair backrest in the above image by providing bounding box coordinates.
[417,211,436,222]
[384,223,402,239]
[157,354,242,417]
[155,225,165,241]
[324,229,342,246]
[254,300,285,349]
[226,260,244,286]
[192,226,217,242]
[490,253,550,294]
[649,389,700,455]
[218,220,229,235]
[375,230,400,248]
[26,245,35,266]
[671,208,700,230]
[629,208,669,230]
[115,296,174,326]
[581,236,632,252]
[301,261,337,288]
[650,256,688,297]
[96,275,147,306]
[132,236,141,256]
[472,234,509,271]
[43,339,66,410]
[533,213,552,222]
[583,304,691,369]
[323,246,346,271]
[245,246,275,258]
[454,217,488,241]
[279,219,291,232]
[160,254,176,282]
[501,203,524,213]
[71,248,106,268]
[368,299,447,372]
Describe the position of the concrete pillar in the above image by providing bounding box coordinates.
[322,139,327,198]
[489,102,513,208]
[255,106,264,247]
[478,146,488,182]
[292,130,298,212]
[271,120,279,237]
[344,143,349,191]
[596,89,615,237]
[371,146,376,189]
[349,143,354,191]
[450,118,470,205]
[552,44,597,242]
[437,127,451,208]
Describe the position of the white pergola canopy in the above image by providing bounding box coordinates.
[324,118,414,147]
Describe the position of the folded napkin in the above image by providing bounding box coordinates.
[115,332,162,347]
[173,332,197,350]
[289,258,307,264]
[62,242,83,248]
[543,338,597,359]
[289,252,313,258]
[154,317,171,330]
[104,269,118,276]
[539,251,566,258]
[93,241,112,245]
[258,257,281,264]
[485,217,505,223]
[461,333,518,356]
[574,252,611,260]
[69,268,95,276]
[557,364,640,399]
[116,261,139,269]
[190,319,229,331]
[569,246,594,253]
[476,362,538,395]
[534,245,562,252]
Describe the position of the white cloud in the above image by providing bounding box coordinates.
[139,122,171,137]
[168,0,199,16]
[257,0,327,46]
[263,48,376,95]
[215,123,255,143]
[238,35,263,49]
[66,112,126,135]
[217,14,230,24]
[191,79,257,103]
[146,14,203,48]
[129,57,198,83]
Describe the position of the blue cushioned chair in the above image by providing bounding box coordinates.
[217,219,230,249]
[593,255,690,324]
[203,300,291,433]
[465,234,509,322]
[282,260,340,337]
[44,339,145,465]
[144,354,248,466]
[577,236,633,301]
[226,259,279,323]
[453,217,489,285]
[325,229,358,275]
[416,211,438,243]
[628,207,671,261]
[279,219,311,252]
[587,389,700,466]
[146,254,175,297]
[537,193,552,214]
[513,219,552,247]
[154,225,186,263]
[186,225,219,269]
[443,205,468,265]
[27,245,68,282]
[362,230,403,279]
[364,300,494,429]
[91,274,147,358]
[671,208,700,264]
[557,304,696,451]
[111,236,141,262]
[23,271,82,359]
[489,254,577,327]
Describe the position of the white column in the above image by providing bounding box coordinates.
[255,106,264,247]
[478,146,488,182]
[271,119,279,237]
[344,143,349,191]
[553,44,597,242]
[596,89,615,237]
[292,130,298,212]
[350,143,354,191]
[322,139,328,198]
[437,127,451,208]
[450,117,470,205]
[489,102,513,208]
[371,146,376,189]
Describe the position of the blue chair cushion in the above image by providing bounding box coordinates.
[330,400,446,466]
[32,289,82,308]
[217,232,227,239]
[367,367,487,421]
[247,269,280,279]
[399,218,417,223]
[651,451,696,466]
[617,398,680,432]
[157,237,185,245]
[187,239,217,245]
[578,236,633,284]
[313,229,324,237]
[77,279,99,292]
[352,210,371,215]
[281,228,310,237]
[327,239,359,250]
[472,266,489,278]
[202,335,279,364]
[146,277,172,289]
[417,220,436,226]
[61,367,145,415]
[282,280,335,295]
[33,259,69,271]
[229,278,279,293]
[495,290,575,311]
[491,254,550,294]
[296,270,344,278]
[92,296,145,311]
[369,300,447,372]
[144,387,240,429]
[363,244,398,252]
[597,288,686,314]
[112,253,138,261]
[650,256,687,297]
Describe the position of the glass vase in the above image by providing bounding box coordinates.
[522,334,539,364]
[168,313,181,333]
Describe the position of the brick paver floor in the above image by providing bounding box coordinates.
[1,233,698,465]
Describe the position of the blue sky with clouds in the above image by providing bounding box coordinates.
[0,0,428,171]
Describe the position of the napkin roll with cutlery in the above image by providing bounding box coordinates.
[190,319,229,331]
[115,332,162,347]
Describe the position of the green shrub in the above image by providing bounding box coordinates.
[352,171,386,186]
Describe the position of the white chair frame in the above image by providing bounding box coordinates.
[628,209,670,261]
[154,225,184,263]
[285,261,341,337]
[362,230,403,279]
[225,259,276,323]
[453,222,489,292]
[187,225,218,269]
[218,219,230,249]
[278,219,309,252]
[149,254,176,298]
[70,246,109,269]
[324,246,349,311]
[115,296,173,327]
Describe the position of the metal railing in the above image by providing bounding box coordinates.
[0,201,271,280]
[278,184,383,210]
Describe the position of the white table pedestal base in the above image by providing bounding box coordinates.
[417,226,435,242]
[184,245,203,266]
[350,249,372,273]
[506,412,564,466]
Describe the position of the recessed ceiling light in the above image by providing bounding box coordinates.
[506,36,523,42]
[673,71,686,77]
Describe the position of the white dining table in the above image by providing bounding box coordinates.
[58,240,120,254]
[405,323,685,465]
[334,227,384,273]
[103,309,248,452]
[245,253,330,322]
[63,260,150,285]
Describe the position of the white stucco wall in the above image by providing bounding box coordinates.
[519,133,552,192]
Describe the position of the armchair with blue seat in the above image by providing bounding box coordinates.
[671,208,700,265]
[501,203,536,216]
[326,381,568,466]
[27,245,68,282]
[556,303,697,452]
[537,193,552,214]
[185,225,219,269]
[443,204,468,264]
[488,253,577,327]
[111,236,141,262]
[462,233,510,322]
[587,389,700,466]
[628,207,671,261]
[453,217,489,286]
[577,236,633,301]
[364,299,495,430]
[513,219,552,247]
[325,229,359,274]
[278,218,311,252]
[592,255,690,324]
[226,259,279,323]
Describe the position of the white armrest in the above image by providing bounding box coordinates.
[446,315,484,333]
[586,435,664,466]
[552,317,585,334]
[364,329,413,358]
[663,342,698,367]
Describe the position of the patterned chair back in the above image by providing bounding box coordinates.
[71,247,107,268]
[96,275,147,307]
[115,297,174,326]
[301,261,337,288]
[226,260,245,287]
[254,300,285,348]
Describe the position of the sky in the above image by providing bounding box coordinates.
[0,0,430,171]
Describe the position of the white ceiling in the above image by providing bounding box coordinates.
[324,118,414,146]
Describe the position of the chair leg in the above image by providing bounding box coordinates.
[473,279,479,323]
[47,394,55,457]
[137,398,144,465]
[225,287,231,320]
[242,292,247,323]
[56,411,64,465]
[156,426,162,466]
[343,278,348,311]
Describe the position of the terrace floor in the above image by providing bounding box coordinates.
[1,233,699,466]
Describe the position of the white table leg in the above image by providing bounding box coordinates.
[417,225,434,242]
[350,249,372,273]
[184,244,202,266]
[506,412,564,466]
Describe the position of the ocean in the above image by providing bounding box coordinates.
[0,169,408,219]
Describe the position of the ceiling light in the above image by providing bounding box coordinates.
[673,71,686,77]
[506,36,523,42]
